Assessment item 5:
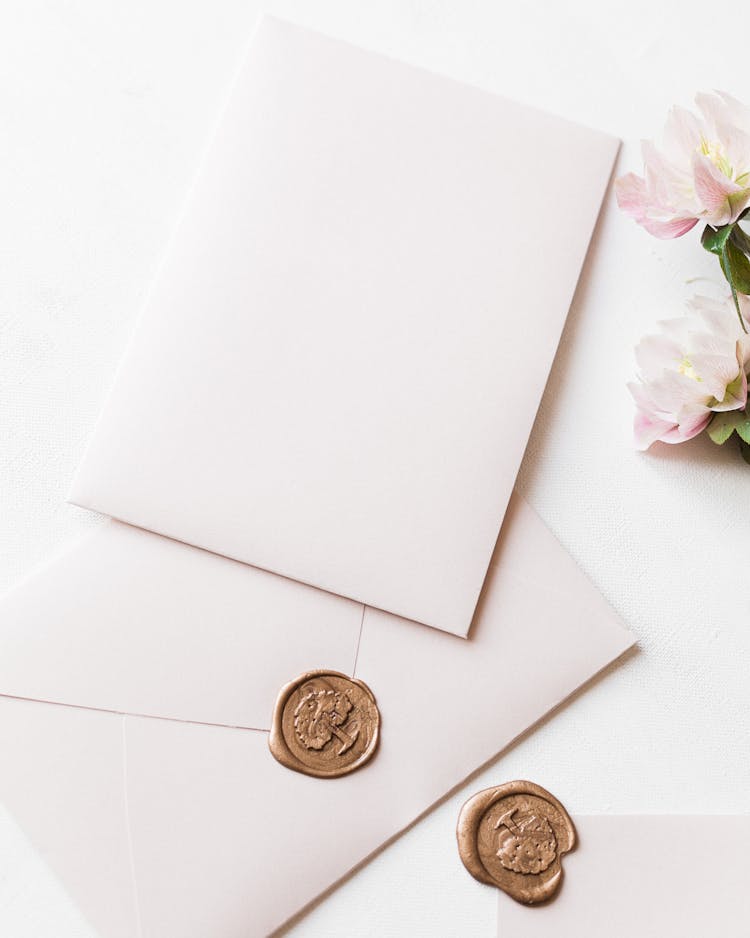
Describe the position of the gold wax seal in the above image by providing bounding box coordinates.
[268,670,380,778]
[456,781,575,904]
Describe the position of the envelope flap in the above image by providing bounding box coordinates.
[69,15,619,637]
[0,699,138,938]
[0,521,363,730]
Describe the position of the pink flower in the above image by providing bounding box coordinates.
[629,295,750,450]
[616,92,750,238]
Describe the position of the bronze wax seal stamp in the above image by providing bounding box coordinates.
[269,670,380,778]
[456,780,576,904]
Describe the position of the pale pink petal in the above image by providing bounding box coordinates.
[711,373,747,410]
[628,381,656,410]
[737,333,750,369]
[633,408,677,450]
[662,105,703,159]
[634,333,683,380]
[641,141,692,212]
[688,352,741,399]
[614,172,649,218]
[695,92,726,137]
[713,91,750,167]
[687,295,741,340]
[715,91,750,130]
[659,410,712,443]
[710,122,750,180]
[709,346,748,410]
[696,92,750,155]
[646,370,709,415]
[692,152,741,221]
[687,329,737,359]
[614,171,697,238]
[658,316,694,345]
[639,215,698,239]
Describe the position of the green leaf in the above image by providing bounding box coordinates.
[720,240,750,294]
[730,223,750,255]
[708,411,741,444]
[738,415,750,444]
[708,410,750,445]
[702,222,735,255]
[739,437,750,466]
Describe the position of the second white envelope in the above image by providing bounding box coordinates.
[0,493,633,937]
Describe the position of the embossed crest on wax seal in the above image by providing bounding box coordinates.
[456,781,576,904]
[268,670,380,778]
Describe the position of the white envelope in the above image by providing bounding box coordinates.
[69,15,619,637]
[0,495,634,937]
[496,816,750,936]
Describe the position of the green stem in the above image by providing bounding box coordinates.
[720,241,749,334]
[730,282,748,335]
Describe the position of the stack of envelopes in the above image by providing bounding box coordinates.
[0,16,635,938]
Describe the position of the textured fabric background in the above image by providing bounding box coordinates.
[1,1,748,935]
